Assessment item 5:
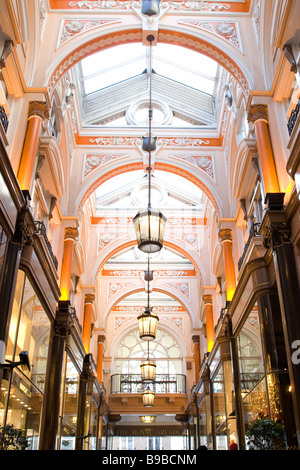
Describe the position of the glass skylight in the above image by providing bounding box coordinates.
[94,169,205,209]
[80,43,219,96]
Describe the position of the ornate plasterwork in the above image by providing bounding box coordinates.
[57,18,121,48]
[162,282,191,301]
[89,136,142,147]
[95,216,198,226]
[114,315,136,333]
[102,269,195,277]
[98,232,125,253]
[169,154,215,180]
[87,136,214,148]
[113,313,184,334]
[178,20,242,51]
[108,282,136,299]
[66,1,234,13]
[84,153,128,178]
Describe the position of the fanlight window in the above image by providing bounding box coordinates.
[115,329,182,376]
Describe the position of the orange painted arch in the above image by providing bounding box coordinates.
[47,28,251,97]
[94,238,204,283]
[103,285,193,324]
[77,161,221,215]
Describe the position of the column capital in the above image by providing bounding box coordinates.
[98,335,106,343]
[192,335,200,343]
[247,104,268,125]
[54,301,74,337]
[202,294,213,305]
[84,293,95,304]
[28,100,49,121]
[261,210,291,251]
[64,226,79,241]
[218,228,232,243]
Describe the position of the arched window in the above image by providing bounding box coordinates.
[114,328,182,376]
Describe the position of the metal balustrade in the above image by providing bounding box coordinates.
[287,98,300,136]
[111,374,186,394]
[0,106,9,133]
[35,220,58,270]
[238,222,261,271]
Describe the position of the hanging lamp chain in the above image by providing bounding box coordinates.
[147,35,154,211]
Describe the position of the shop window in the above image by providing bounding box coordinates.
[212,366,228,450]
[0,223,8,283]
[57,354,79,450]
[0,270,51,449]
[237,304,264,394]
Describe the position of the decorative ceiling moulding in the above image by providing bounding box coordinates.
[91,216,202,226]
[75,135,222,147]
[113,314,184,335]
[102,269,196,276]
[46,29,250,98]
[178,19,243,52]
[113,305,186,313]
[83,153,129,179]
[169,154,215,181]
[57,18,122,48]
[49,0,252,14]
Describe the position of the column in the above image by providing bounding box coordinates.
[59,227,78,301]
[217,324,238,449]
[82,294,95,353]
[202,294,214,353]
[0,202,35,381]
[220,313,245,450]
[219,228,236,302]
[247,104,280,195]
[201,364,214,450]
[192,335,200,383]
[97,335,105,385]
[39,301,73,450]
[261,205,300,448]
[17,101,49,193]
[75,354,93,450]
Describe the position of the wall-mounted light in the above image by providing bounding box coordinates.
[140,415,156,423]
[0,351,31,371]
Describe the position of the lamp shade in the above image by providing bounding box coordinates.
[138,307,159,341]
[142,387,155,407]
[133,209,167,253]
[142,136,157,152]
[140,415,156,423]
[141,0,161,16]
[140,360,156,382]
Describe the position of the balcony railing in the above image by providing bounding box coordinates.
[35,220,58,270]
[111,374,186,394]
[238,222,261,271]
[287,98,300,136]
[0,106,9,133]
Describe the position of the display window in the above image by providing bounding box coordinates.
[0,224,8,284]
[0,270,51,449]
[57,354,79,450]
